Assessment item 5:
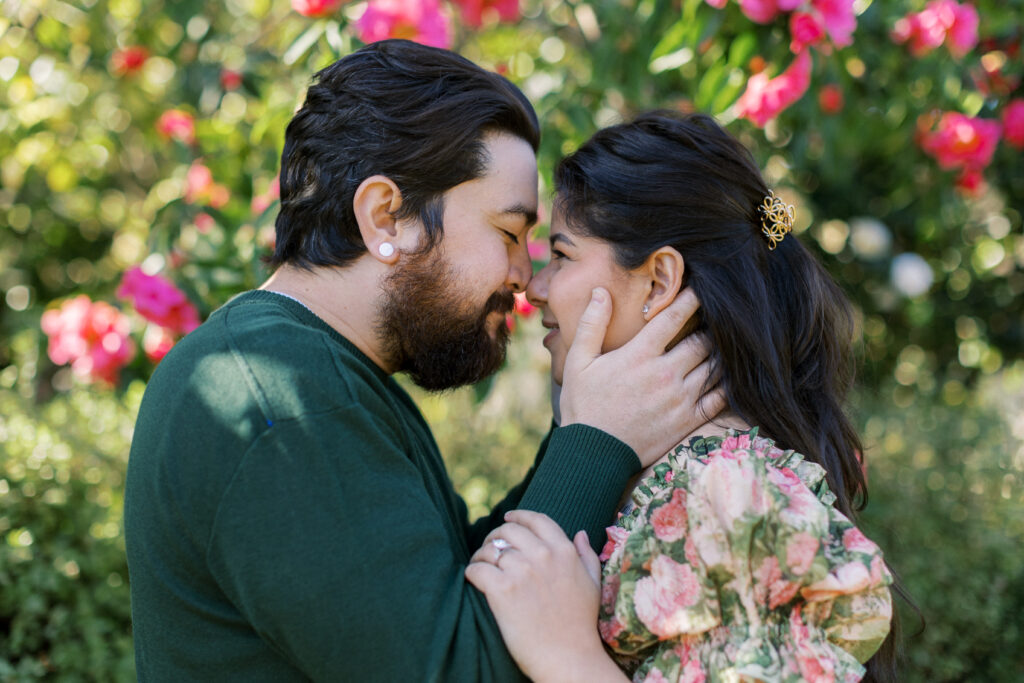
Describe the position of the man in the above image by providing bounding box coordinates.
[125,40,720,681]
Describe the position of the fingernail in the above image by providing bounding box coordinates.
[591,288,606,304]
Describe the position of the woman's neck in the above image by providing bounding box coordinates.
[616,412,751,511]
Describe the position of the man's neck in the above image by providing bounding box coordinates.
[260,261,394,373]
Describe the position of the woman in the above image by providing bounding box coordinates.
[466,112,899,682]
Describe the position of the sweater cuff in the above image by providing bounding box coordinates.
[517,424,640,554]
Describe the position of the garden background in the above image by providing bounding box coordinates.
[1,0,1023,679]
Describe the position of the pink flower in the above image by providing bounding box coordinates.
[753,555,801,608]
[156,109,195,145]
[739,0,781,23]
[185,162,230,209]
[920,112,1001,171]
[194,212,215,234]
[252,174,281,215]
[812,0,856,48]
[292,0,344,17]
[791,607,837,682]
[220,69,243,91]
[355,0,452,50]
[641,669,671,683]
[1002,99,1024,149]
[598,614,626,645]
[842,527,877,554]
[786,532,820,575]
[801,561,871,601]
[892,1,978,57]
[789,12,826,52]
[513,292,536,317]
[600,525,630,562]
[634,554,702,637]
[143,324,176,362]
[110,46,148,76]
[945,1,979,57]
[651,488,689,542]
[527,240,550,263]
[41,296,136,385]
[719,432,751,452]
[818,83,844,114]
[117,266,201,335]
[680,660,707,683]
[735,49,812,128]
[704,0,728,7]
[451,0,519,28]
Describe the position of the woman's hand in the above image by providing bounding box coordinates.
[465,511,627,683]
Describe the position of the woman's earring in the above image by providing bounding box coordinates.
[642,304,650,316]
[378,242,395,258]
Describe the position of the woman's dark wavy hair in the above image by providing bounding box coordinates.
[270,39,540,268]
[555,111,907,681]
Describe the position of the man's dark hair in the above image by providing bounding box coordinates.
[269,39,541,268]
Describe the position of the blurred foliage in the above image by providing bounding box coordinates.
[0,333,137,681]
[1,0,1023,679]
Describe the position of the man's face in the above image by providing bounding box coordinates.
[377,132,538,391]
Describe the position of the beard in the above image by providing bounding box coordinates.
[377,248,515,392]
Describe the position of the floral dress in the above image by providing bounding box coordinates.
[598,429,892,683]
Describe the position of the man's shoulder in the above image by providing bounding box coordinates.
[148,290,388,422]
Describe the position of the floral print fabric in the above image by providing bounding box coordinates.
[599,429,892,683]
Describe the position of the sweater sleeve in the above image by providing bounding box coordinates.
[517,423,640,553]
[205,404,527,683]
[465,422,556,549]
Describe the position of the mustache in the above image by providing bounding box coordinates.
[484,289,516,316]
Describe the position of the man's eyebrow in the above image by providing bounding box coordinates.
[500,204,538,228]
[550,233,576,247]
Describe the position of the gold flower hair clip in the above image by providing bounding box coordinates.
[758,190,795,250]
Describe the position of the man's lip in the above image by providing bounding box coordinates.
[541,319,559,330]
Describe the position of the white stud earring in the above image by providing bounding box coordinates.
[378,242,395,258]
[642,304,650,315]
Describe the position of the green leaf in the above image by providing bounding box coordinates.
[283,22,325,66]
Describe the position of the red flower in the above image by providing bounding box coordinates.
[142,324,176,362]
[955,167,985,197]
[735,49,812,128]
[451,0,519,27]
[41,296,136,385]
[292,0,344,17]
[110,46,149,76]
[789,12,826,53]
[355,0,452,49]
[156,109,196,145]
[185,162,231,209]
[220,69,243,91]
[812,0,856,48]
[117,266,201,335]
[818,83,844,114]
[1002,99,1024,149]
[920,112,1001,171]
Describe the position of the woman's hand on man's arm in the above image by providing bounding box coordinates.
[465,510,630,683]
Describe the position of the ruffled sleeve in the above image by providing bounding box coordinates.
[598,430,892,683]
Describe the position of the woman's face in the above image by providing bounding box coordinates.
[526,209,649,385]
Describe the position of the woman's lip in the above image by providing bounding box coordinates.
[542,328,559,347]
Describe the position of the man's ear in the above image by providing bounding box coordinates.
[641,246,685,320]
[353,175,408,265]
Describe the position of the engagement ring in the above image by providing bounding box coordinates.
[491,538,510,559]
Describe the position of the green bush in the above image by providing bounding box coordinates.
[0,335,138,682]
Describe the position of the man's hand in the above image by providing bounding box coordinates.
[559,287,725,467]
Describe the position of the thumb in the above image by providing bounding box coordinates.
[563,288,612,377]
[573,530,602,586]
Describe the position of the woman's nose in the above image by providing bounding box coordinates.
[526,264,549,308]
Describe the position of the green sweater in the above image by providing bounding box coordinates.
[125,290,640,682]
